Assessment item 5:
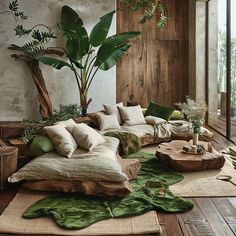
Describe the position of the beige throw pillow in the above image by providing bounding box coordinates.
[68,123,106,151]
[56,118,76,127]
[104,102,123,125]
[44,124,77,158]
[96,113,121,131]
[145,116,166,125]
[118,105,146,126]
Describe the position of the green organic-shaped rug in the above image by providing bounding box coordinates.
[23,152,194,229]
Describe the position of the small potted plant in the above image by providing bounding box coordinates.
[177,97,207,154]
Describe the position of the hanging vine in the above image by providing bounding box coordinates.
[119,0,167,28]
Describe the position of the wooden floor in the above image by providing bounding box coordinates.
[0,127,236,236]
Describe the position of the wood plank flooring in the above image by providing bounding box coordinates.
[0,127,236,236]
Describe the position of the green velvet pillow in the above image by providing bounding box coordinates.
[25,135,55,158]
[170,110,184,120]
[145,102,174,121]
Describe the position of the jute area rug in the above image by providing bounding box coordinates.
[142,145,236,197]
[0,189,161,235]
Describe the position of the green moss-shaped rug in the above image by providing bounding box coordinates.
[23,152,194,230]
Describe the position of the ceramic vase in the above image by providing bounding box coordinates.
[192,132,199,146]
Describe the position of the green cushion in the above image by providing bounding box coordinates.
[25,135,55,158]
[170,110,184,120]
[145,102,174,121]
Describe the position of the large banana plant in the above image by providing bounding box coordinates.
[36,5,141,115]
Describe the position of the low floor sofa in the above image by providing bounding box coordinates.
[8,119,141,197]
[8,102,214,197]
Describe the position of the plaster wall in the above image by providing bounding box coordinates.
[195,1,206,101]
[0,0,116,121]
[189,0,218,123]
[208,0,218,124]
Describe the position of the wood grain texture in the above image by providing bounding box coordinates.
[156,140,225,171]
[116,0,189,107]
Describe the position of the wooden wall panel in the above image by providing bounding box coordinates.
[116,0,189,107]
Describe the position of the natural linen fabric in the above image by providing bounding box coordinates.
[104,102,123,125]
[118,105,146,126]
[68,123,106,151]
[44,124,77,158]
[8,137,128,183]
[23,152,193,230]
[56,118,77,127]
[145,116,166,125]
[96,113,121,131]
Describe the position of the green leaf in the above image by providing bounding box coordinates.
[60,5,89,59]
[97,44,131,71]
[90,10,116,47]
[36,56,72,70]
[69,57,84,69]
[60,5,83,30]
[94,31,140,70]
[66,27,89,60]
[102,31,141,46]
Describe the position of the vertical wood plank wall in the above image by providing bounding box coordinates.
[116,0,189,107]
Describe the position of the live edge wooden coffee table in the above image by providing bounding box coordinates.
[156,140,225,172]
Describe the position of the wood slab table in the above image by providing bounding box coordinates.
[156,140,225,172]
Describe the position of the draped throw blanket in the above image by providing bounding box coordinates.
[23,152,194,230]
[153,122,172,141]
[104,131,142,155]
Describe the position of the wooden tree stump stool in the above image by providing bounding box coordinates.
[156,140,225,172]
[0,140,18,189]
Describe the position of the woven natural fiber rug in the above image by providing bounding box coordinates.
[142,145,236,197]
[170,158,236,197]
[0,189,161,235]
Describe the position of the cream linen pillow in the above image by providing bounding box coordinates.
[56,118,76,127]
[44,124,77,158]
[103,102,123,125]
[118,105,146,126]
[68,123,106,151]
[145,116,166,125]
[96,113,121,131]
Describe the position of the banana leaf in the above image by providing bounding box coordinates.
[90,10,116,47]
[102,31,141,46]
[59,5,83,39]
[94,31,140,68]
[98,44,131,71]
[36,56,72,70]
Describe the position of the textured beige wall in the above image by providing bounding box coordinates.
[0,0,116,121]
[189,0,218,123]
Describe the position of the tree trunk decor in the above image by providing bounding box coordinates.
[8,45,64,119]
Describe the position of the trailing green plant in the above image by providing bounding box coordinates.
[1,0,64,118]
[1,0,56,55]
[23,104,82,142]
[36,6,141,115]
[119,0,167,28]
[224,148,236,169]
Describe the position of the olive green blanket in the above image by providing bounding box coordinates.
[23,152,194,230]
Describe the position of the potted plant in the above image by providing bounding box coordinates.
[36,6,141,116]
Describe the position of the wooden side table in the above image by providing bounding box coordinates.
[0,140,18,189]
[156,140,225,172]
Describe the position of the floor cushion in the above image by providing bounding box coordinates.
[8,137,128,183]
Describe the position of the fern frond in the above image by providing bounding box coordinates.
[14,25,31,37]
[8,0,18,12]
[14,11,28,20]
[21,41,44,56]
